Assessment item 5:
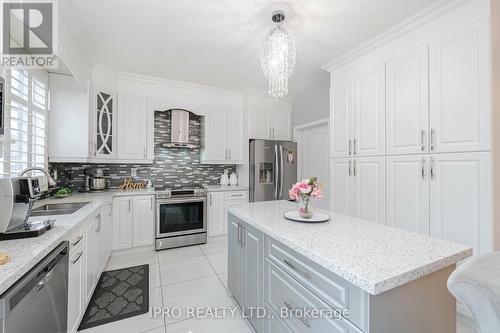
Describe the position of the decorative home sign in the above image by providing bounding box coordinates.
[118,178,146,191]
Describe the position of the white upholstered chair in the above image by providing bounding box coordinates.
[447,252,500,333]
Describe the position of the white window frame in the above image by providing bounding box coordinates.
[0,67,49,177]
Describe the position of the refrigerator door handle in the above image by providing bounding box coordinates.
[274,144,279,199]
[279,144,284,199]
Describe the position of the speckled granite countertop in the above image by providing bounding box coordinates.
[226,200,472,295]
[0,189,155,295]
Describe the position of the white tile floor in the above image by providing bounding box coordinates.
[82,235,478,333]
[82,235,250,333]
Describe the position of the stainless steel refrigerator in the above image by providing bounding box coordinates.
[249,139,297,202]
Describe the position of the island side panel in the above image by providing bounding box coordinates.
[369,265,456,333]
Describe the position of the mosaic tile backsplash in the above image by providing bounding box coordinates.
[49,111,236,190]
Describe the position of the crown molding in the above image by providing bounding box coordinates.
[92,64,292,100]
[321,0,472,72]
[243,88,295,102]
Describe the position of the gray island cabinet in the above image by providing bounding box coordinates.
[226,201,472,333]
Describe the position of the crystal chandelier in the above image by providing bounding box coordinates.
[261,10,296,100]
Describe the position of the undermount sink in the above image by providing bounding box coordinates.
[30,202,90,216]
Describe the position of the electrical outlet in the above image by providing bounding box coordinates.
[131,168,137,177]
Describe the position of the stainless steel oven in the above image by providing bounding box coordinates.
[155,187,207,250]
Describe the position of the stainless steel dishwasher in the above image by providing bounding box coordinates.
[0,241,69,333]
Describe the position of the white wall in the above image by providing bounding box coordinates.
[292,73,330,126]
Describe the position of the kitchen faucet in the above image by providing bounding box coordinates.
[18,166,57,187]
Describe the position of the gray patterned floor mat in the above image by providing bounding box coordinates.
[78,264,149,330]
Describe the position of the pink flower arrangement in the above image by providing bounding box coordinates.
[289,177,323,201]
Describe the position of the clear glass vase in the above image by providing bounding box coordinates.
[297,196,316,218]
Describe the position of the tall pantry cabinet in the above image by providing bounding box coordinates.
[329,4,492,257]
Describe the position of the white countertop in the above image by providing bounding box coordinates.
[226,200,472,295]
[204,185,248,192]
[0,189,154,295]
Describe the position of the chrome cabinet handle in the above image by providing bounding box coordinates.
[71,251,83,265]
[237,223,241,246]
[421,158,426,180]
[269,128,272,139]
[128,198,131,212]
[241,225,245,248]
[348,160,352,176]
[353,159,357,177]
[430,157,435,179]
[273,128,275,138]
[421,130,425,151]
[348,139,352,155]
[94,142,97,156]
[95,213,101,232]
[209,194,212,206]
[430,129,435,151]
[283,301,311,328]
[71,235,83,247]
[283,259,311,279]
[229,149,231,160]
[150,197,153,210]
[144,146,146,158]
[353,139,357,155]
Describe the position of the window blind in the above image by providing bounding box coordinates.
[0,67,49,177]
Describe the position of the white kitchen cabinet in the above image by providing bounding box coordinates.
[331,158,353,216]
[272,110,292,141]
[48,73,90,163]
[201,108,245,164]
[429,20,491,154]
[430,152,492,255]
[330,64,385,158]
[112,196,133,251]
[352,156,386,224]
[207,190,248,237]
[132,195,155,247]
[227,110,245,162]
[249,107,272,140]
[67,245,84,333]
[90,89,117,160]
[352,65,386,157]
[331,82,352,158]
[116,94,148,160]
[49,75,153,163]
[331,157,385,225]
[112,195,155,251]
[248,107,292,141]
[386,155,430,234]
[83,218,96,304]
[208,192,225,236]
[386,46,429,155]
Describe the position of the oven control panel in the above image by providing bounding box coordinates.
[156,188,207,199]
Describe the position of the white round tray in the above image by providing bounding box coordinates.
[284,211,330,223]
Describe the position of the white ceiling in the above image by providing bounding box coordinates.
[70,0,437,93]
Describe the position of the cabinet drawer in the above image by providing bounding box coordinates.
[68,228,85,254]
[265,237,367,331]
[224,191,247,201]
[265,259,362,333]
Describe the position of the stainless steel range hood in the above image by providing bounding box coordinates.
[165,109,197,148]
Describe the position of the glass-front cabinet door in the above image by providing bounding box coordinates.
[91,89,116,159]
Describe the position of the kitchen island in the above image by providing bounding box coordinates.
[226,200,472,333]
